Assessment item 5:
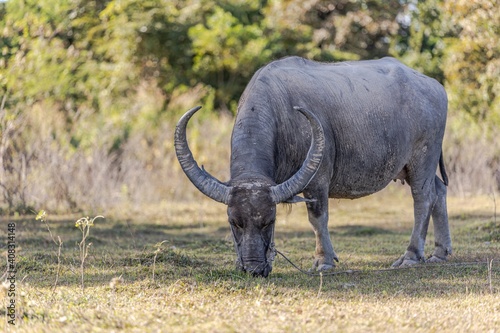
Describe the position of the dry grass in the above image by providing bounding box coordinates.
[0,100,236,213]
[1,191,499,332]
[443,118,500,197]
[1,102,499,214]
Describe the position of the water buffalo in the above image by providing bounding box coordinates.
[175,56,450,277]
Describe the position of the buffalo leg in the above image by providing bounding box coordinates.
[427,176,452,262]
[392,176,437,267]
[305,190,338,270]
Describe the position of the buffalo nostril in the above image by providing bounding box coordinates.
[241,259,272,277]
[247,266,271,278]
[251,270,266,278]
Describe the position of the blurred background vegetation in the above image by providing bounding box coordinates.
[0,0,498,214]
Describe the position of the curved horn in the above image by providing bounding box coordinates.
[270,106,325,203]
[174,106,231,204]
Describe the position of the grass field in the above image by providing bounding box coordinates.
[2,188,499,332]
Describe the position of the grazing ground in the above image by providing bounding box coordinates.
[1,188,500,332]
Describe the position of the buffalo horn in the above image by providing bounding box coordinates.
[174,106,231,204]
[270,107,325,203]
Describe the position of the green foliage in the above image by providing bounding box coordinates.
[305,0,403,60]
[442,0,500,130]
[2,0,74,103]
[391,0,448,83]
[392,0,499,130]
[0,0,412,120]
[2,0,498,122]
[189,5,272,111]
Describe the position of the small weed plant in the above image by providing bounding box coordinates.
[75,215,104,291]
[36,210,63,291]
[152,240,168,282]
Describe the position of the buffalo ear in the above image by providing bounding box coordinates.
[284,195,317,204]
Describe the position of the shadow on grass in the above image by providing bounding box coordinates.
[334,225,395,236]
[169,260,499,298]
[450,212,494,221]
[7,215,499,297]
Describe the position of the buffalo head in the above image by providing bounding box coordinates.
[174,106,325,277]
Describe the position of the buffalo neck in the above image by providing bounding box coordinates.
[229,103,278,184]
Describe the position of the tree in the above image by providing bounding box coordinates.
[189,2,272,112]
[0,0,78,210]
[442,0,500,127]
[390,0,447,83]
[264,0,403,62]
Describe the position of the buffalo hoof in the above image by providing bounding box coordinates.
[310,257,337,272]
[317,263,335,271]
[308,263,334,273]
[391,254,422,268]
[426,255,447,264]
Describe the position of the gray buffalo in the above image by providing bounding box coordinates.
[175,56,451,277]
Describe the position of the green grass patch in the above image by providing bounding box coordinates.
[1,195,499,332]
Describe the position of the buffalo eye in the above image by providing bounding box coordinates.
[229,219,243,230]
[262,218,275,230]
